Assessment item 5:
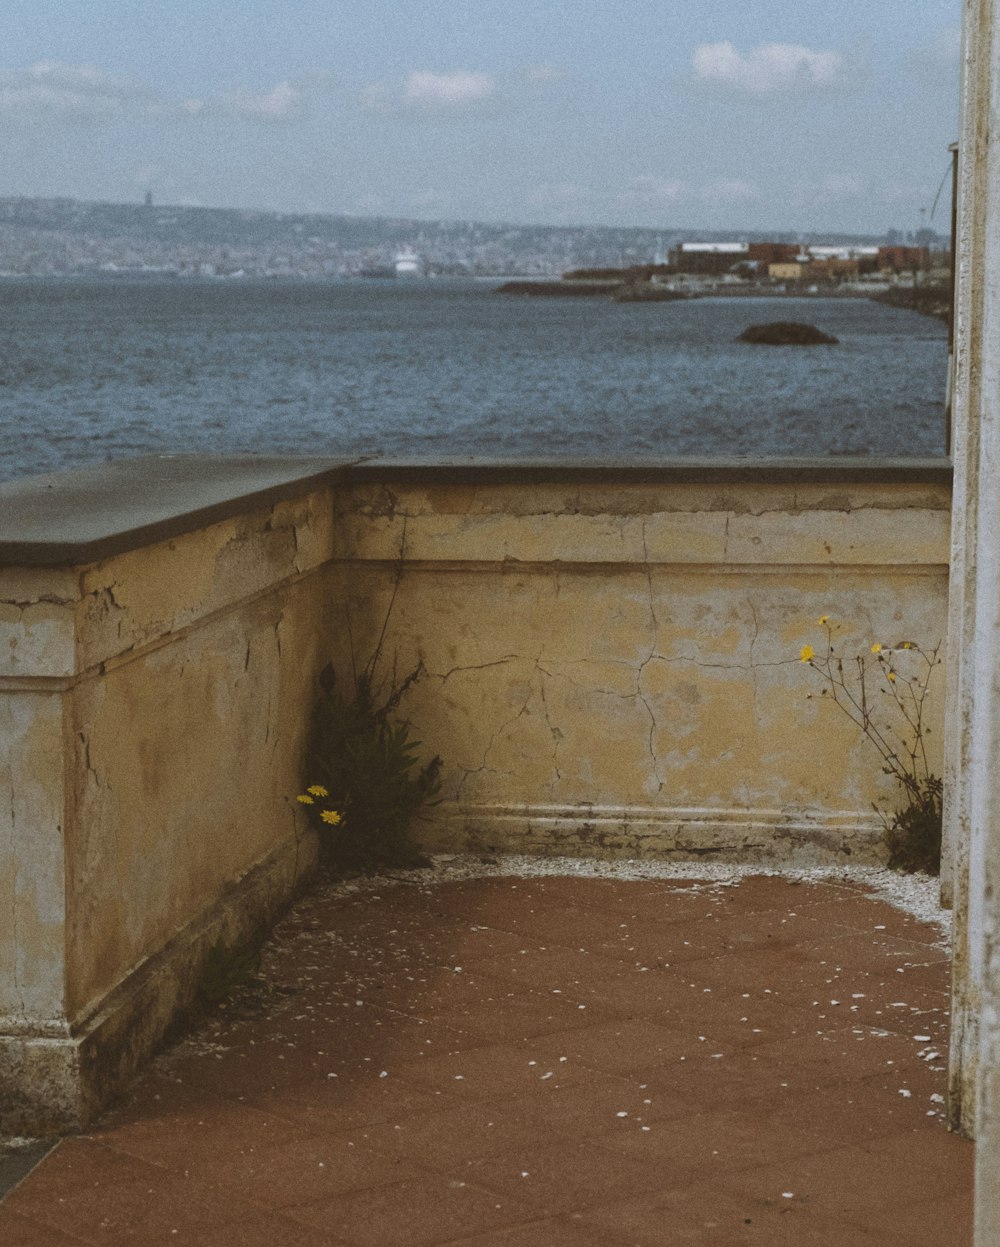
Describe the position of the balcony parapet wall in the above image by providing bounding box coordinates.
[0,457,343,1134]
[326,461,951,868]
[0,454,951,1133]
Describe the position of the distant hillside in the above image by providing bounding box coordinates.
[0,195,912,280]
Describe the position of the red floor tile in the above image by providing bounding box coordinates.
[0,872,971,1247]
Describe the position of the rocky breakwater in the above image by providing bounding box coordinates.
[497,278,691,301]
[872,284,952,324]
[496,280,621,297]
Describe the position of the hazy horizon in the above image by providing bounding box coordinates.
[0,191,945,246]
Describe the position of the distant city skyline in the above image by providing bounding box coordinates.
[1,1,961,235]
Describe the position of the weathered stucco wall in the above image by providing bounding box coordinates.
[0,456,951,1135]
[0,465,339,1133]
[328,474,951,866]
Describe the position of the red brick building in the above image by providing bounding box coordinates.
[877,245,930,272]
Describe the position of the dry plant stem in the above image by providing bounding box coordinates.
[364,516,408,690]
[812,624,939,794]
[300,519,441,872]
[803,622,942,873]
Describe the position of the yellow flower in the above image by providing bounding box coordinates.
[320,809,343,826]
[800,645,815,663]
[307,785,329,797]
[886,671,897,683]
[870,643,882,654]
[296,794,314,805]
[900,641,914,650]
[817,615,829,626]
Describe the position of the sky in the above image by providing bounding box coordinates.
[0,0,962,235]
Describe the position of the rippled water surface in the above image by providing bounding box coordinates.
[0,278,949,482]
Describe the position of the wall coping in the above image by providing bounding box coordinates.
[0,454,953,567]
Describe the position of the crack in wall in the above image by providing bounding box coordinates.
[290,515,302,575]
[747,601,762,704]
[84,583,126,643]
[455,679,536,801]
[2,595,74,610]
[638,516,665,792]
[6,751,27,1022]
[537,660,638,702]
[341,494,943,525]
[77,723,125,920]
[428,657,519,686]
[533,662,563,798]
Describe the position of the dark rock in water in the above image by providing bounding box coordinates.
[738,321,839,346]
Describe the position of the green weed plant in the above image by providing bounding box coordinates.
[297,581,441,872]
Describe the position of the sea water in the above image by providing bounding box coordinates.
[0,277,949,484]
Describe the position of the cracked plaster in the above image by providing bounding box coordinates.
[332,484,950,570]
[0,693,66,1024]
[325,477,948,863]
[0,467,954,1134]
[0,569,78,680]
[76,488,332,671]
[0,483,337,1130]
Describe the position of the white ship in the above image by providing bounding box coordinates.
[394,249,422,277]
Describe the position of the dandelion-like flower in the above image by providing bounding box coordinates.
[320,809,343,826]
[307,785,329,798]
[887,671,897,683]
[817,615,830,626]
[800,645,815,663]
[296,794,315,805]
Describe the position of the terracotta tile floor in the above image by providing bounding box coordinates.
[0,872,973,1246]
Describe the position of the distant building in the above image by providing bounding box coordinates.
[809,258,861,282]
[807,244,879,261]
[768,262,804,282]
[677,242,749,254]
[747,242,799,265]
[877,245,931,273]
[670,242,748,275]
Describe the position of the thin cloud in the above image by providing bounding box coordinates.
[362,69,497,117]
[693,41,844,93]
[0,60,321,126]
[0,61,146,120]
[224,81,302,122]
[405,70,496,108]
